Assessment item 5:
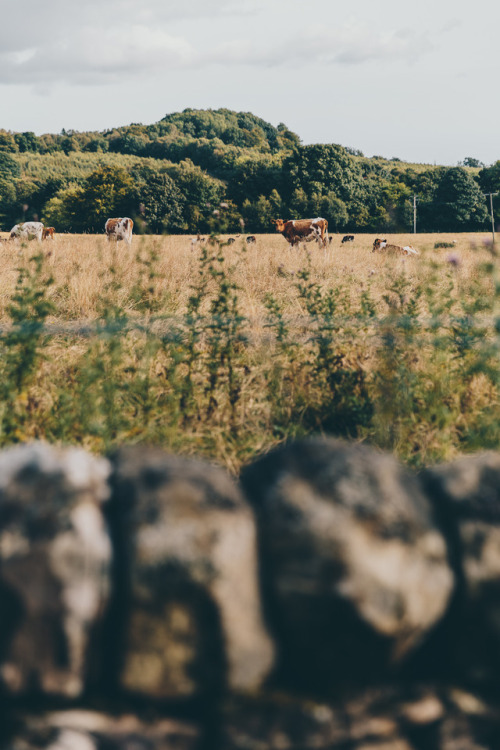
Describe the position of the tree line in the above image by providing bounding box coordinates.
[0,108,499,235]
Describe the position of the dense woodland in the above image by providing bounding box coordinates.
[0,108,499,234]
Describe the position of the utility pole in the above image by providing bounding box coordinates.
[484,192,498,244]
[409,195,417,233]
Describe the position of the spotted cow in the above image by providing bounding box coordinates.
[9,222,44,242]
[105,217,133,245]
[274,218,329,248]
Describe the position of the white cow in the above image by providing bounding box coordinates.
[105,217,133,245]
[9,222,44,242]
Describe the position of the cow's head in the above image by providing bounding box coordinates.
[273,219,285,233]
[372,238,387,252]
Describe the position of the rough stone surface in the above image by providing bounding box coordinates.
[0,443,112,698]
[421,453,500,683]
[4,711,199,750]
[241,438,454,689]
[221,687,500,749]
[1,441,500,749]
[107,446,275,699]
[221,695,349,749]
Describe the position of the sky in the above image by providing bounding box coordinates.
[1,0,498,166]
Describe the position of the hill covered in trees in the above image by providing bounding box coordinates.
[0,108,498,234]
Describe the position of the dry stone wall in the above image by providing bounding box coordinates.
[0,438,499,750]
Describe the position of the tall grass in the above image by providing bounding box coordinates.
[0,231,498,471]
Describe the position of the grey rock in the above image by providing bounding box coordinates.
[108,446,274,699]
[241,438,454,689]
[221,695,349,749]
[5,710,199,750]
[421,453,500,683]
[0,443,112,698]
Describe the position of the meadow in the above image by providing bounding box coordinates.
[0,230,498,471]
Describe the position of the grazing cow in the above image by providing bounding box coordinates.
[9,222,44,242]
[105,217,133,245]
[342,234,355,244]
[42,227,55,240]
[372,238,420,256]
[246,235,256,244]
[274,218,329,248]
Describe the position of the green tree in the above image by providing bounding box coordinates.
[283,144,364,206]
[461,157,485,168]
[136,168,186,233]
[479,162,500,226]
[14,132,39,153]
[319,193,349,232]
[268,188,283,218]
[242,195,273,231]
[434,167,488,231]
[0,152,21,228]
[0,131,18,153]
[46,165,135,232]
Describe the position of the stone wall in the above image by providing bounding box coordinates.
[0,438,499,749]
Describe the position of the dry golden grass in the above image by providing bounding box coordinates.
[0,229,498,470]
[0,231,495,327]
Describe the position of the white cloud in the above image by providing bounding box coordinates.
[0,24,196,85]
[204,25,434,69]
[0,11,435,89]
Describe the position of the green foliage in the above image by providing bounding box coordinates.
[135,167,186,233]
[460,157,485,168]
[0,109,493,233]
[434,168,488,231]
[0,131,18,153]
[294,265,373,435]
[45,165,135,232]
[0,151,20,181]
[0,254,55,443]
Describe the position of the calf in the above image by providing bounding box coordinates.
[342,234,355,243]
[274,218,329,248]
[105,217,133,245]
[372,238,420,256]
[42,227,55,240]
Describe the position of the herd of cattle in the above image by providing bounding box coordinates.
[3,218,134,245]
[2,216,420,257]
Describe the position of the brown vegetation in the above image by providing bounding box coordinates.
[0,230,498,472]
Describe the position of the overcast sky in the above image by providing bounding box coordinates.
[1,0,498,165]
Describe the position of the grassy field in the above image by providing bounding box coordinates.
[0,231,495,321]
[0,230,498,471]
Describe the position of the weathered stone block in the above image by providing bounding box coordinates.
[107,446,274,699]
[0,443,112,698]
[421,452,500,683]
[241,438,454,689]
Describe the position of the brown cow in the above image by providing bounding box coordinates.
[274,218,329,248]
[105,217,133,245]
[373,238,420,256]
[42,227,55,240]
